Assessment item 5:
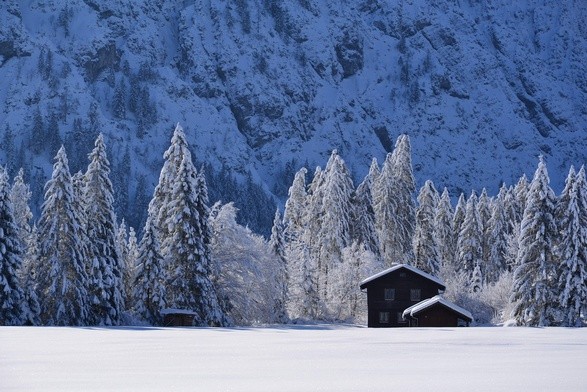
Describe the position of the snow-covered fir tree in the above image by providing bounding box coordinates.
[388,135,416,264]
[125,226,139,310]
[372,152,399,266]
[511,157,559,326]
[133,217,166,325]
[282,167,315,318]
[434,188,455,270]
[352,158,380,256]
[452,193,467,246]
[84,134,123,326]
[315,150,354,313]
[283,167,308,244]
[513,174,530,220]
[37,147,89,326]
[555,166,587,326]
[269,209,289,323]
[10,169,40,325]
[148,123,192,245]
[0,167,25,325]
[413,180,440,274]
[456,191,483,291]
[159,142,227,326]
[485,185,512,283]
[478,188,492,270]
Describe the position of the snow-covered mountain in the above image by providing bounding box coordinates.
[1,0,586,231]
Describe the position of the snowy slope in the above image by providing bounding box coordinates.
[1,325,586,391]
[1,0,586,228]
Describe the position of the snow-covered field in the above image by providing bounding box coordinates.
[1,325,586,391]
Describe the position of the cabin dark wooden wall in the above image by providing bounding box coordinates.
[163,313,195,327]
[411,304,467,327]
[363,268,444,328]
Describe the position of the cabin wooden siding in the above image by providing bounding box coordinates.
[162,313,195,327]
[361,268,445,328]
[406,303,471,327]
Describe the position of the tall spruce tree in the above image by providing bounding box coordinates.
[37,147,89,326]
[485,185,511,283]
[434,188,455,271]
[456,191,483,291]
[155,125,226,326]
[352,159,380,256]
[316,150,354,311]
[84,134,123,326]
[10,169,40,325]
[372,152,399,266]
[390,135,416,263]
[413,180,440,274]
[133,217,166,325]
[0,167,25,325]
[556,166,587,326]
[269,209,289,323]
[511,157,558,326]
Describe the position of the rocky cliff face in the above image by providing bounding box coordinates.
[1,0,586,229]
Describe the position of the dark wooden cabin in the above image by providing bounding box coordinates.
[359,264,447,328]
[402,295,473,327]
[161,309,197,327]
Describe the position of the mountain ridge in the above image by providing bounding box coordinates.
[1,0,586,232]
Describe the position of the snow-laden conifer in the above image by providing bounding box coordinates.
[269,209,289,323]
[283,167,307,244]
[315,150,354,312]
[10,170,40,325]
[372,152,398,266]
[162,154,227,326]
[389,135,416,263]
[125,226,139,309]
[352,158,380,255]
[514,174,530,219]
[0,167,25,325]
[84,134,123,326]
[37,147,89,326]
[452,193,467,245]
[456,191,483,290]
[148,123,191,244]
[133,217,166,325]
[413,180,440,274]
[511,157,558,326]
[282,167,317,319]
[556,166,587,326]
[485,185,511,283]
[434,188,455,270]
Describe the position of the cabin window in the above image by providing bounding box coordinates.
[410,289,421,302]
[399,272,407,278]
[397,312,407,323]
[384,288,395,301]
[379,312,390,324]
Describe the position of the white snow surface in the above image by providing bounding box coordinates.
[1,325,586,391]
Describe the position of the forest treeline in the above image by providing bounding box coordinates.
[0,128,586,327]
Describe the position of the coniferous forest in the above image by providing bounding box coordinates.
[1,127,586,327]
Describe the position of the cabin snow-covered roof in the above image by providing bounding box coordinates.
[402,295,473,322]
[360,264,445,289]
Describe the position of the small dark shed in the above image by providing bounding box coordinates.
[402,295,473,327]
[360,264,447,328]
[161,309,197,327]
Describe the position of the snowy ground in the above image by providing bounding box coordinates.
[1,325,586,391]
